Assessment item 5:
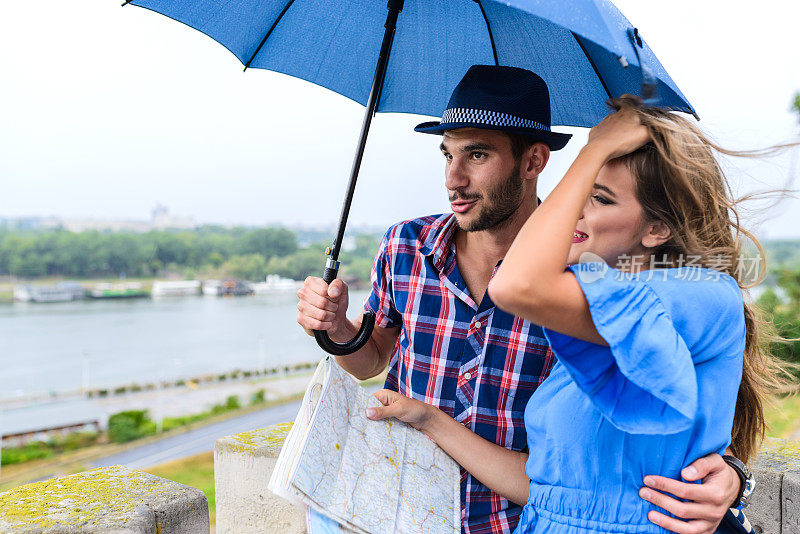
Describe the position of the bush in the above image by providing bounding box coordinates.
[225,395,241,410]
[1,442,52,466]
[250,389,266,405]
[108,410,154,443]
[0,431,100,466]
[61,431,99,451]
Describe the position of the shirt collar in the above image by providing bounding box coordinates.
[419,213,457,271]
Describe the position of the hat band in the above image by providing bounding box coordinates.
[441,107,551,132]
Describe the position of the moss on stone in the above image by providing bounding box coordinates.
[754,437,800,472]
[221,422,293,455]
[0,465,185,530]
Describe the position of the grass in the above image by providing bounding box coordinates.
[765,394,800,439]
[144,451,216,527]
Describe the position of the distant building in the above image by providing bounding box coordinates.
[1,206,196,233]
[151,204,195,230]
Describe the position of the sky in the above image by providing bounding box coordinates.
[1,0,799,237]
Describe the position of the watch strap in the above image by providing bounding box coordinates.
[723,454,755,508]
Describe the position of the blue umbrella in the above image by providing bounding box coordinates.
[123,0,696,354]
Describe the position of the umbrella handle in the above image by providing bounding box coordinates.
[313,258,376,356]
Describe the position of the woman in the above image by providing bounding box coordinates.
[366,99,783,533]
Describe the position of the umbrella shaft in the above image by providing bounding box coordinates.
[328,0,404,263]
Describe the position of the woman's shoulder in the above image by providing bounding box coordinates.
[568,262,745,352]
[637,266,743,310]
[568,262,741,306]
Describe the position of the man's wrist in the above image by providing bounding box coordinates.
[722,454,755,508]
[329,318,357,344]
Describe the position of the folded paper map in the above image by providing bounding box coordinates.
[268,357,460,533]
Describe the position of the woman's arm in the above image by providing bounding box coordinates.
[367,389,530,506]
[488,108,650,345]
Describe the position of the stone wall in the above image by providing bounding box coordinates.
[0,465,209,533]
[214,423,304,534]
[749,439,800,533]
[215,424,800,534]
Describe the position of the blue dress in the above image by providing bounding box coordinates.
[514,263,746,534]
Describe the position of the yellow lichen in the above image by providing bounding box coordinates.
[0,466,188,529]
[222,422,293,455]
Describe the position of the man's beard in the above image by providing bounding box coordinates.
[453,163,524,232]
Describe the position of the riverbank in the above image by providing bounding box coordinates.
[0,371,387,492]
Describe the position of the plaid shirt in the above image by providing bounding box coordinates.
[364,213,555,534]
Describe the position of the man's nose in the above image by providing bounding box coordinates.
[445,157,469,191]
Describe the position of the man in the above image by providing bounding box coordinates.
[297,65,752,534]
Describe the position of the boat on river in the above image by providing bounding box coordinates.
[88,282,148,299]
[151,280,201,297]
[13,282,85,303]
[202,279,253,296]
[251,275,301,294]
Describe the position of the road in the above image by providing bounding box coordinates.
[89,399,304,469]
[90,382,381,469]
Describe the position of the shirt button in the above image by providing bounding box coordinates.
[464,372,472,380]
[473,321,482,329]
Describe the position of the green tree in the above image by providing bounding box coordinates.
[238,228,297,259]
[220,254,268,281]
[266,245,325,281]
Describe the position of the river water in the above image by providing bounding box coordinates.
[0,290,369,403]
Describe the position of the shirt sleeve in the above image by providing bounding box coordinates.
[364,227,402,329]
[543,262,744,435]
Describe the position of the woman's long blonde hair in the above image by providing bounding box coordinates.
[609,97,797,463]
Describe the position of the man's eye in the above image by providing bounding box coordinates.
[592,194,612,205]
[471,152,486,160]
[442,153,452,161]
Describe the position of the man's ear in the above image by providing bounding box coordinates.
[523,142,550,179]
[642,220,672,249]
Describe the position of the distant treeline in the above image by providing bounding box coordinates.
[0,227,381,285]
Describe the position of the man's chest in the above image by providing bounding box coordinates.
[389,265,551,398]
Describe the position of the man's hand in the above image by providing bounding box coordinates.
[366,389,438,435]
[296,277,351,340]
[639,453,739,534]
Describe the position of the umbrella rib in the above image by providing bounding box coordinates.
[244,0,299,71]
[474,0,499,66]
[570,32,611,99]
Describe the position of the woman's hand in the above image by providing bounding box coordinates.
[366,389,439,435]
[585,98,651,162]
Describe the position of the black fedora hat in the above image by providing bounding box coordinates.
[415,65,572,151]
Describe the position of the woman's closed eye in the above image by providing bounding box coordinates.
[592,194,613,205]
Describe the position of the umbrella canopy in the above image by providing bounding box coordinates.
[125,0,695,126]
[124,0,695,355]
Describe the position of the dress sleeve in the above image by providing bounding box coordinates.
[364,228,402,329]
[543,263,739,435]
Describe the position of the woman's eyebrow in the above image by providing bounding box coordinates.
[593,183,617,198]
